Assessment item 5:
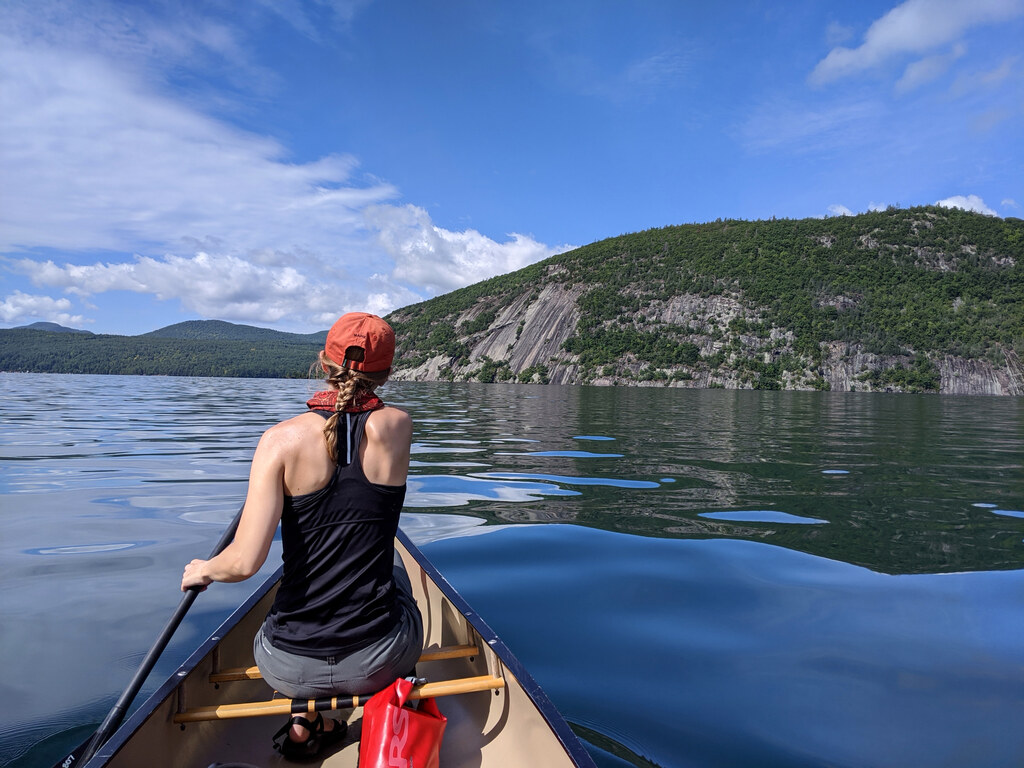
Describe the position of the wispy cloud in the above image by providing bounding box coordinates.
[0,0,568,330]
[739,97,880,154]
[528,24,694,105]
[254,0,373,41]
[825,21,855,47]
[949,56,1019,96]
[0,31,386,254]
[894,43,966,93]
[810,0,1024,86]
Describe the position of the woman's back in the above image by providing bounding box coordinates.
[267,409,408,656]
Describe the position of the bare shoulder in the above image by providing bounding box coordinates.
[365,406,412,442]
[258,412,325,452]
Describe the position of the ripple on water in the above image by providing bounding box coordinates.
[991,509,1024,519]
[410,460,489,468]
[411,443,485,454]
[699,510,829,524]
[573,435,616,441]
[522,450,624,458]
[475,472,660,490]
[405,474,580,507]
[26,542,152,556]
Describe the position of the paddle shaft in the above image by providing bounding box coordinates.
[69,506,244,767]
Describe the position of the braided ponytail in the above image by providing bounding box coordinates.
[317,351,389,462]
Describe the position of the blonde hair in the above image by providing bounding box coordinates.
[317,351,389,462]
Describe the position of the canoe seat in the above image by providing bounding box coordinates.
[173,675,506,724]
[173,644,499,724]
[208,644,481,684]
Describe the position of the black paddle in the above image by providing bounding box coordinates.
[54,504,245,768]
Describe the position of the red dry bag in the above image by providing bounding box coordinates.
[358,678,447,768]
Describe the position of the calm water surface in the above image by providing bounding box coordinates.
[1,373,1022,767]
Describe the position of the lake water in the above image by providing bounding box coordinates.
[1,373,1022,768]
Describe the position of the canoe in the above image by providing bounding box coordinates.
[75,529,597,767]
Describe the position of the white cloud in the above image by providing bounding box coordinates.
[936,194,998,215]
[366,204,575,296]
[11,246,429,328]
[827,204,854,216]
[810,0,1024,85]
[0,291,85,326]
[868,201,889,211]
[0,2,569,331]
[1002,198,1020,209]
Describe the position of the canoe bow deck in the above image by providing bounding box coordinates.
[82,530,595,768]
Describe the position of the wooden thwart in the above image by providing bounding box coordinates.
[209,644,480,684]
[174,675,505,723]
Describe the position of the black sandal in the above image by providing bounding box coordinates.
[272,712,348,761]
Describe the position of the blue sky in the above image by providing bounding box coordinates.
[1,0,1021,335]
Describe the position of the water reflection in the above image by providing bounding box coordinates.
[396,381,1024,575]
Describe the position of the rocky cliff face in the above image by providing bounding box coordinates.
[392,282,584,385]
[818,344,1023,395]
[391,286,1023,395]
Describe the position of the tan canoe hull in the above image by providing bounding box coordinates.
[85,530,594,768]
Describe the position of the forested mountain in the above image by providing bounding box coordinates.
[387,206,1023,394]
[3,207,1022,392]
[0,321,323,378]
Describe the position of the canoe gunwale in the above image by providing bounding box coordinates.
[83,528,596,768]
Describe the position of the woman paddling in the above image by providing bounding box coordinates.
[180,312,423,759]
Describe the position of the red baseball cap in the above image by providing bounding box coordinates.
[324,312,395,373]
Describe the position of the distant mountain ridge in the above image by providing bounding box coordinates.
[1,320,327,378]
[141,319,327,344]
[15,321,94,335]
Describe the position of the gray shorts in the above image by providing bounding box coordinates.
[253,555,424,699]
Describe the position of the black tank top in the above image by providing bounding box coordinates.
[264,410,407,657]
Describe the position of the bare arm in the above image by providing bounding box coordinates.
[181,427,286,590]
